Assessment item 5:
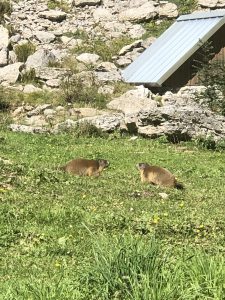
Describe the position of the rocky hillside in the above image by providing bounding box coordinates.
[1,0,225,142]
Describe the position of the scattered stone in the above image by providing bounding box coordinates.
[119,40,142,56]
[0,25,9,49]
[93,7,115,22]
[34,31,56,43]
[73,0,102,7]
[159,192,169,200]
[0,47,8,67]
[76,53,100,65]
[27,104,52,117]
[24,115,48,126]
[9,124,50,134]
[39,10,67,22]
[23,84,42,93]
[158,2,178,18]
[0,62,24,84]
[198,0,225,8]
[119,2,158,22]
[26,49,56,69]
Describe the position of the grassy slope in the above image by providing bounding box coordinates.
[0,130,225,299]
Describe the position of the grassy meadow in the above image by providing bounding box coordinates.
[0,128,225,299]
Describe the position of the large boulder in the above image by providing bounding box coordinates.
[34,31,56,44]
[118,2,158,22]
[0,62,24,84]
[76,53,100,65]
[0,47,8,67]
[26,49,56,69]
[0,25,9,50]
[198,0,225,7]
[107,86,157,114]
[157,2,178,18]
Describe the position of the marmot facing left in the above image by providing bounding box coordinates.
[136,163,183,189]
[60,158,109,177]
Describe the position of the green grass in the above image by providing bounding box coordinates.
[0,129,225,299]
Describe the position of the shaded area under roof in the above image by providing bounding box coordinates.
[122,10,225,87]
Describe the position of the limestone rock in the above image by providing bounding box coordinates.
[26,49,56,69]
[95,70,121,82]
[158,2,178,18]
[0,62,24,84]
[198,0,225,7]
[9,124,49,134]
[23,84,42,93]
[118,2,158,22]
[0,47,8,67]
[39,10,67,22]
[76,53,100,65]
[35,67,69,80]
[27,104,52,117]
[73,0,102,7]
[34,31,56,43]
[119,40,142,56]
[95,62,118,72]
[93,7,115,22]
[107,87,157,114]
[0,25,9,50]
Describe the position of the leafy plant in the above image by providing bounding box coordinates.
[20,69,37,84]
[60,75,107,108]
[143,20,173,39]
[47,0,69,12]
[71,36,134,61]
[15,42,36,63]
[170,0,197,14]
[0,87,10,111]
[71,121,106,138]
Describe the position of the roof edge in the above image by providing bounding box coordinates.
[177,9,225,21]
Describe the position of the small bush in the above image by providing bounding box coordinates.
[71,36,134,62]
[72,121,106,138]
[0,87,10,111]
[60,75,107,109]
[170,0,197,14]
[0,0,11,24]
[143,20,173,39]
[20,69,37,84]
[47,0,69,12]
[15,42,36,63]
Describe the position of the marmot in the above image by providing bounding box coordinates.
[136,163,184,189]
[60,158,109,177]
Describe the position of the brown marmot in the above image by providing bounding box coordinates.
[60,158,109,177]
[136,163,184,189]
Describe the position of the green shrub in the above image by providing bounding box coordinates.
[15,42,36,63]
[60,75,107,109]
[170,0,197,14]
[0,87,10,111]
[20,69,37,84]
[47,0,69,12]
[71,36,134,62]
[72,121,106,138]
[143,20,173,39]
[0,0,11,24]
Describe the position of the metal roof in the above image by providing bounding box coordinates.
[122,10,225,86]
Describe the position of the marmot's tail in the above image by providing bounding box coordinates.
[175,182,184,190]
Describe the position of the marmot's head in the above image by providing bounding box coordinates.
[98,159,110,168]
[136,163,150,170]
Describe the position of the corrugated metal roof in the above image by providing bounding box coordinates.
[122,10,225,86]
